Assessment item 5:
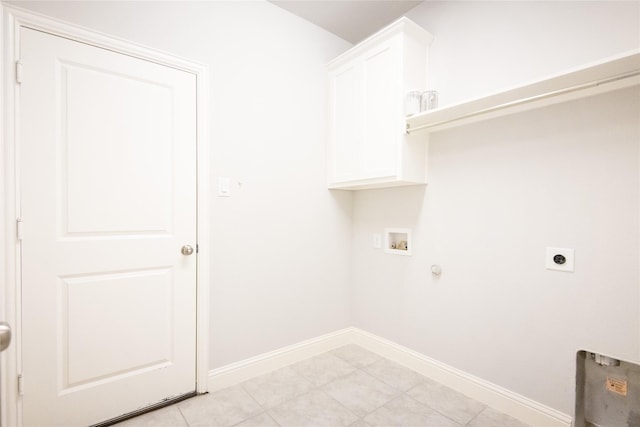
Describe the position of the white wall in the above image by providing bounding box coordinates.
[8,0,353,369]
[351,0,640,415]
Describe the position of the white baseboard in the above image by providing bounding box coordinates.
[208,327,572,427]
[207,328,353,392]
[349,328,572,427]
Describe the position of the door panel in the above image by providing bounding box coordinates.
[20,28,197,426]
[62,268,172,388]
[62,61,174,235]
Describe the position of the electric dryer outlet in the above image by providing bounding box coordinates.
[546,247,575,272]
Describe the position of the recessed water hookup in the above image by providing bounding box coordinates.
[385,228,412,256]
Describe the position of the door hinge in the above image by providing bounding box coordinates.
[196,244,199,254]
[18,374,24,396]
[15,61,23,84]
[16,218,23,241]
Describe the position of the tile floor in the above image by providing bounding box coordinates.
[115,345,530,427]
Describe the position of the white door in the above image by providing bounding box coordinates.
[19,28,197,426]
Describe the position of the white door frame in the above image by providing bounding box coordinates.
[0,5,210,427]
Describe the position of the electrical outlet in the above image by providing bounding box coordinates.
[546,247,574,272]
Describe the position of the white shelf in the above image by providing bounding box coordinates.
[406,50,640,134]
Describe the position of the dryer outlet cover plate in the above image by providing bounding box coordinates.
[546,247,575,272]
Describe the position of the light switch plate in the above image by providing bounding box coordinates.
[218,177,231,197]
[373,233,381,249]
[546,247,575,272]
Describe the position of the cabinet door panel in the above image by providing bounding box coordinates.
[330,64,360,181]
[362,41,400,177]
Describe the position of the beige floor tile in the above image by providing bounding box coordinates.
[349,419,371,427]
[467,407,531,427]
[242,366,314,408]
[269,389,358,427]
[178,385,262,427]
[321,370,399,418]
[363,358,425,391]
[291,352,357,387]
[231,412,279,427]
[331,345,381,368]
[406,379,486,425]
[364,394,461,427]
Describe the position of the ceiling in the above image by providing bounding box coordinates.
[268,1,423,44]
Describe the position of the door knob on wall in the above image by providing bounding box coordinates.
[181,245,194,256]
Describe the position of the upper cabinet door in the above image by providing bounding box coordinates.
[361,38,402,179]
[327,18,433,190]
[329,61,361,182]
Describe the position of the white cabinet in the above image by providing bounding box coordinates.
[327,18,433,190]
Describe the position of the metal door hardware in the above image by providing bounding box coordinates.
[0,322,12,352]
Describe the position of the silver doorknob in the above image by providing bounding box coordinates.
[0,322,11,352]
[181,245,194,256]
